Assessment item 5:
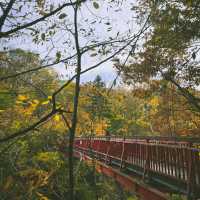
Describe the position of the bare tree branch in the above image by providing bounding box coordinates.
[0,10,150,146]
[51,36,140,109]
[0,0,16,31]
[0,109,57,143]
[61,113,72,132]
[0,0,86,38]
[0,54,77,81]
[163,74,200,112]
[0,3,5,12]
[0,38,136,145]
[107,22,151,93]
[0,37,131,82]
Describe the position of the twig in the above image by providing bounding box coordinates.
[0,0,87,38]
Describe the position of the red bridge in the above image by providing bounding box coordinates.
[74,136,200,200]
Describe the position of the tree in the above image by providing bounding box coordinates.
[0,50,70,199]
[119,0,200,112]
[0,49,62,138]
[83,75,111,135]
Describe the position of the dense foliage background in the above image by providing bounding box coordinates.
[0,0,200,199]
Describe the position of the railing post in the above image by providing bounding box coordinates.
[88,136,92,157]
[105,136,111,164]
[120,136,125,169]
[187,148,195,200]
[143,139,150,181]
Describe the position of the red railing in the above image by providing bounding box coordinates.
[74,137,200,197]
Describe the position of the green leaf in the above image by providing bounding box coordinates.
[93,2,99,9]
[56,51,61,62]
[41,33,45,41]
[90,53,97,57]
[59,13,67,19]
[111,58,119,63]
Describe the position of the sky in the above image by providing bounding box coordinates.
[1,0,140,86]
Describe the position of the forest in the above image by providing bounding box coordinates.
[0,0,200,200]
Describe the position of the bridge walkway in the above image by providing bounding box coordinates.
[74,136,200,200]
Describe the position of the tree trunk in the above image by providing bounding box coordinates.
[68,3,82,200]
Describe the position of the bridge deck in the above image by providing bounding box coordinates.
[74,137,200,200]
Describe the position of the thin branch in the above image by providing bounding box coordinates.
[108,15,151,93]
[160,47,200,112]
[0,0,86,38]
[163,74,200,112]
[51,37,139,109]
[0,54,77,81]
[0,0,16,31]
[0,3,5,12]
[107,44,135,94]
[0,10,150,146]
[0,39,135,144]
[55,39,137,95]
[0,37,132,81]
[0,128,39,156]
[68,2,81,199]
[0,109,57,143]
[61,113,72,131]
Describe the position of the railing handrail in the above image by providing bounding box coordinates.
[75,135,200,145]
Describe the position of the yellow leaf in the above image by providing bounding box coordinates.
[32,99,39,104]
[149,96,159,107]
[18,95,28,101]
[16,100,22,104]
[54,114,60,122]
[41,100,49,105]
